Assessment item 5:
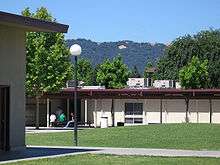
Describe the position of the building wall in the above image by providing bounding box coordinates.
[85,98,220,127]
[25,98,220,128]
[0,25,26,150]
[213,99,220,123]
[26,98,47,126]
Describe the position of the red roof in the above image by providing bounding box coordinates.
[43,88,220,99]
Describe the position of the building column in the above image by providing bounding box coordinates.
[46,98,50,127]
[85,99,88,123]
[196,100,199,123]
[143,99,147,124]
[67,98,70,121]
[160,98,163,124]
[185,97,189,123]
[111,99,115,127]
[94,99,97,127]
[209,98,212,124]
[163,100,167,123]
[36,96,40,129]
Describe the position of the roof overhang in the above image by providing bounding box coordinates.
[43,88,220,99]
[0,11,69,33]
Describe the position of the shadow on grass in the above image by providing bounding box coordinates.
[0,147,98,162]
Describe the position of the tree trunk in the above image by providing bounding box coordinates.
[36,96,40,129]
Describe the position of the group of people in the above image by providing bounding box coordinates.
[49,106,74,128]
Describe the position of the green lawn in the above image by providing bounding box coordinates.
[26,124,220,150]
[5,154,220,165]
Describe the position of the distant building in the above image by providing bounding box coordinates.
[153,80,176,88]
[127,78,147,88]
[127,78,180,89]
[26,87,220,128]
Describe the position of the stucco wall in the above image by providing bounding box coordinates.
[84,98,220,127]
[0,25,26,149]
[213,99,220,123]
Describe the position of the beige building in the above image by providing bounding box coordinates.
[0,11,68,151]
[31,88,220,127]
[80,98,220,127]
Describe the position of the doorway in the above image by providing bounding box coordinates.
[0,86,10,151]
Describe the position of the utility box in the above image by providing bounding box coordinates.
[100,117,108,128]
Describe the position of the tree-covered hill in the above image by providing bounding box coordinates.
[66,39,166,74]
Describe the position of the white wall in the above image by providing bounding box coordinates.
[84,98,220,127]
[212,99,220,123]
[164,99,186,123]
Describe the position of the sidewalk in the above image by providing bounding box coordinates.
[1,146,220,164]
[25,127,92,134]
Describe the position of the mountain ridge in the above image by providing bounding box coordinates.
[66,38,167,74]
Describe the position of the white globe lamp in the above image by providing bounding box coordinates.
[70,44,82,56]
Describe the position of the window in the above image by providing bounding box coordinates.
[125,103,143,124]
[125,103,143,115]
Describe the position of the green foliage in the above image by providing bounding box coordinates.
[96,56,129,88]
[179,56,209,89]
[130,65,141,78]
[157,29,220,88]
[144,62,153,78]
[23,7,73,96]
[73,58,94,85]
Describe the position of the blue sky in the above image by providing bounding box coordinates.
[1,0,220,43]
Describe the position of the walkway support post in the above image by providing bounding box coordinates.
[36,96,40,129]
[185,97,189,123]
[209,98,212,124]
[46,98,50,127]
[111,99,115,127]
[160,98,163,124]
[66,98,70,121]
[94,99,97,127]
[85,99,88,123]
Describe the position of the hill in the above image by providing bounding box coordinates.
[66,39,167,74]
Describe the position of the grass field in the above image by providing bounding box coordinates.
[6,154,220,165]
[26,124,220,150]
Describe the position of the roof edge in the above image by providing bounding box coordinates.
[0,11,69,33]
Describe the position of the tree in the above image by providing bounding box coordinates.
[179,56,209,89]
[130,65,141,78]
[74,58,94,85]
[22,7,73,128]
[156,29,220,88]
[144,62,154,78]
[96,56,129,89]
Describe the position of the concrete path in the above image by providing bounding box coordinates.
[1,146,220,164]
[26,127,92,134]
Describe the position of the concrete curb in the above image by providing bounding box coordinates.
[1,146,220,164]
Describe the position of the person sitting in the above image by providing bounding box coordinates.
[64,113,74,128]
[58,112,66,123]
[50,113,56,127]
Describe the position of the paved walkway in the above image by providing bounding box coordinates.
[26,127,92,134]
[1,146,220,164]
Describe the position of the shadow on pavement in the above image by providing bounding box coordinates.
[0,147,98,162]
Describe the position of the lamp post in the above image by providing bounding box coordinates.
[70,44,82,146]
